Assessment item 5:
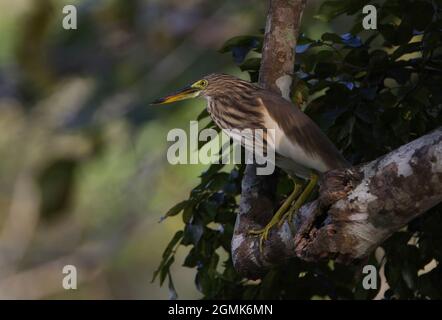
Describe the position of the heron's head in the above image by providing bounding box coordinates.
[151,74,255,105]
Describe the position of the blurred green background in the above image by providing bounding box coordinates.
[0,0,338,299]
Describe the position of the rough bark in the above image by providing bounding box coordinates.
[233,128,442,279]
[233,0,307,279]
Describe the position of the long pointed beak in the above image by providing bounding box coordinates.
[151,86,200,105]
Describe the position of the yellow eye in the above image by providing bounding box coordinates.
[191,79,208,89]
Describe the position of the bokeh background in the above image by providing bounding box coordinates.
[0,0,349,299]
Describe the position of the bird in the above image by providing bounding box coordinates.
[152,73,349,247]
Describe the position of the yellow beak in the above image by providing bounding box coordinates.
[151,85,201,105]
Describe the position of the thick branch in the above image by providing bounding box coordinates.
[232,128,442,279]
[233,0,307,278]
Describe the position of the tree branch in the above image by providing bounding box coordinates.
[233,127,442,279]
[233,0,307,279]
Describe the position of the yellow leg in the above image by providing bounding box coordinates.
[278,172,318,227]
[249,180,303,251]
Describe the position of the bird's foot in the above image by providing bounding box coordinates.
[248,216,281,253]
[248,182,303,253]
[278,172,319,228]
[278,202,300,228]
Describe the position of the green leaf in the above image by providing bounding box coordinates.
[239,58,261,72]
[314,1,354,22]
[219,35,263,64]
[316,0,370,21]
[197,108,209,121]
[181,222,204,246]
[345,48,369,67]
[378,91,397,108]
[195,267,211,295]
[321,32,343,43]
[295,43,312,54]
[390,42,422,61]
[315,50,334,62]
[340,33,362,47]
[162,200,189,220]
[297,34,315,45]
[182,203,194,223]
[160,256,175,285]
[200,163,225,181]
[337,116,355,142]
[152,254,175,284]
[201,200,218,221]
[183,247,198,268]
[162,230,184,259]
[355,104,376,124]
[379,22,413,46]
[206,172,230,191]
[368,49,389,70]
[315,62,338,78]
[219,35,263,53]
[258,269,280,299]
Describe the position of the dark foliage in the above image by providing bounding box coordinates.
[155,0,442,299]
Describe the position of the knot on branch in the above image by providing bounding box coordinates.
[318,168,364,208]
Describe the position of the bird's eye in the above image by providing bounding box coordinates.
[200,80,208,88]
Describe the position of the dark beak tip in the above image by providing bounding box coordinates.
[150,99,164,105]
[150,85,198,106]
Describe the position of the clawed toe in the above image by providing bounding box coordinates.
[248,226,273,253]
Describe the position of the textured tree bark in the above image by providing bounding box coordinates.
[233,127,442,279]
[232,0,307,277]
